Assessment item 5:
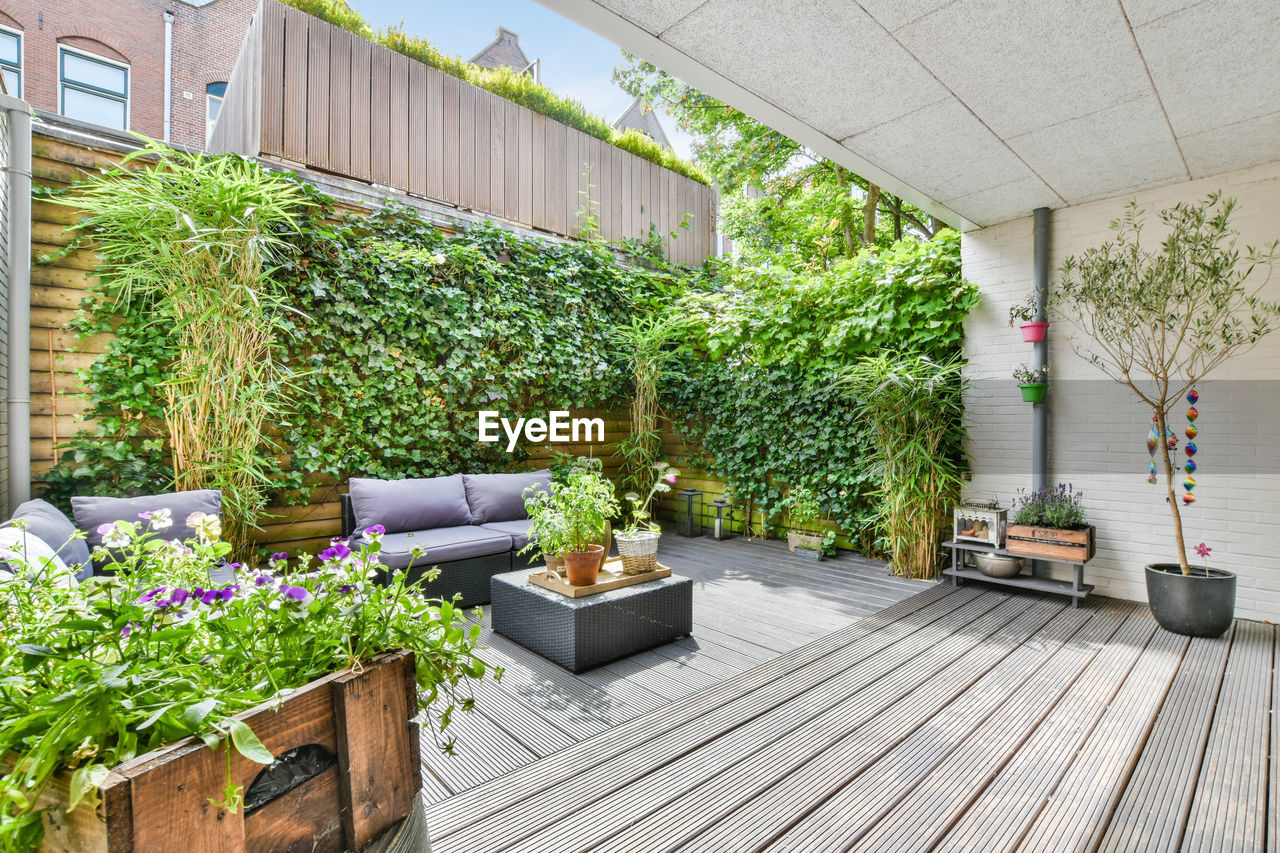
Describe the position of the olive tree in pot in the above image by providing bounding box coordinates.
[616,461,680,576]
[1055,192,1279,637]
[523,469,620,586]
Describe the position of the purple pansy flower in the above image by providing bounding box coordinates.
[254,573,275,587]
[318,541,352,563]
[135,587,166,605]
[279,584,310,603]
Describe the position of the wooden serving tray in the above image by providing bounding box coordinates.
[529,558,672,598]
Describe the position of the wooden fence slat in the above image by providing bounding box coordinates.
[281,6,309,160]
[369,47,392,186]
[566,128,581,236]
[327,27,351,177]
[531,112,546,227]
[348,37,371,181]
[457,83,476,209]
[305,22,330,169]
[443,75,460,204]
[505,101,520,220]
[426,68,444,197]
[489,94,505,218]
[518,107,533,225]
[408,59,427,196]
[474,89,491,210]
[389,53,410,191]
[260,0,286,156]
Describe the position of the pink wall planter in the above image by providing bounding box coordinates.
[1020,321,1049,342]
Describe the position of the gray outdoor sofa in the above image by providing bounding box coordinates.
[340,470,551,607]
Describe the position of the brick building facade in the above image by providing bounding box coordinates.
[0,0,254,149]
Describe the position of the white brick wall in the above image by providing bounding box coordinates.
[962,160,1280,620]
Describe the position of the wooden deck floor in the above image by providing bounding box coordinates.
[424,580,1277,852]
[419,533,930,803]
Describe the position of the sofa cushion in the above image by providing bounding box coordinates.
[463,469,552,524]
[476,519,534,553]
[11,499,92,578]
[371,526,513,571]
[0,527,74,586]
[349,475,471,535]
[72,490,222,565]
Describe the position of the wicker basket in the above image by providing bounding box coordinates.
[615,530,661,576]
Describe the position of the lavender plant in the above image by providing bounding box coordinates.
[0,518,494,850]
[1012,483,1089,530]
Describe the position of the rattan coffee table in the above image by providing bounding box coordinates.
[490,568,694,673]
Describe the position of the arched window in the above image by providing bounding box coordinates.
[59,45,128,130]
[206,81,226,144]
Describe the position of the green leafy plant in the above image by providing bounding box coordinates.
[0,519,493,850]
[786,486,822,533]
[1055,192,1279,573]
[833,353,969,578]
[1012,483,1089,529]
[48,139,311,558]
[523,469,619,556]
[613,309,689,500]
[1012,363,1048,384]
[620,461,679,536]
[1008,294,1038,326]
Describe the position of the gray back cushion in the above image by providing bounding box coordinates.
[11,499,93,580]
[349,475,472,534]
[463,469,552,524]
[72,490,222,564]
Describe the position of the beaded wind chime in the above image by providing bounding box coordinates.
[1147,387,1198,505]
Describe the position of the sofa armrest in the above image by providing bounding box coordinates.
[340,493,356,539]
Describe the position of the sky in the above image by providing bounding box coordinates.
[349,0,695,160]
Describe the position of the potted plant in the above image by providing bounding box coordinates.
[1013,363,1049,402]
[1005,484,1095,562]
[547,453,613,564]
[0,516,492,851]
[524,469,619,586]
[784,487,836,561]
[1009,294,1049,342]
[1055,192,1279,637]
[615,461,680,576]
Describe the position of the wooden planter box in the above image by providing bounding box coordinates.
[1006,525,1096,563]
[33,650,420,853]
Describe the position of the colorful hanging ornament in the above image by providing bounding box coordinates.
[1183,387,1199,505]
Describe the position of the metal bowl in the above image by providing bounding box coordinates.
[974,553,1025,578]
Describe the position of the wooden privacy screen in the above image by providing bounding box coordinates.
[212,0,717,265]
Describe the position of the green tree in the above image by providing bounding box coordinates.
[613,56,940,267]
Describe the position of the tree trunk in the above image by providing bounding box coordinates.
[862,183,881,247]
[1156,408,1191,574]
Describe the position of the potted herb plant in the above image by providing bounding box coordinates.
[1009,293,1049,342]
[0,516,492,851]
[1013,363,1049,402]
[1055,192,1279,637]
[1005,484,1095,562]
[616,461,680,576]
[524,469,619,586]
[784,487,836,561]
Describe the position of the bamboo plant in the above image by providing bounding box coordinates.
[1054,192,1278,573]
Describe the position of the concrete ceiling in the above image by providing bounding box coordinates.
[538,0,1280,228]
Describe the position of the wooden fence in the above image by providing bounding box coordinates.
[211,0,718,265]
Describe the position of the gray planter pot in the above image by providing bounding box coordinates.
[794,546,823,561]
[1145,563,1236,638]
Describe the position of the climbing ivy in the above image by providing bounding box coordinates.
[276,200,691,483]
[667,230,977,553]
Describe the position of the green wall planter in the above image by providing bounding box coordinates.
[1020,383,1048,403]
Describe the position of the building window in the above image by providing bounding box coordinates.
[206,81,226,144]
[0,27,21,98]
[59,46,128,130]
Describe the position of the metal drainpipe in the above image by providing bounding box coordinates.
[6,99,31,512]
[1032,207,1050,493]
[163,12,175,142]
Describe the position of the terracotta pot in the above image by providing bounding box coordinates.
[563,544,605,586]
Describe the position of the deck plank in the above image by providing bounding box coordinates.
[1097,628,1234,853]
[1183,619,1274,852]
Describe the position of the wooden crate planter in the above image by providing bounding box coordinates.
[31,650,420,853]
[1006,525,1096,563]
